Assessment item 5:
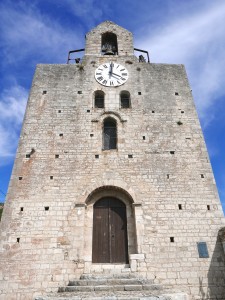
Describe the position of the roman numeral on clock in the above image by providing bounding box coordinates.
[97,76,103,81]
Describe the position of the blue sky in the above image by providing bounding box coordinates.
[0,0,225,212]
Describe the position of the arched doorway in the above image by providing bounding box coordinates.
[92,197,128,263]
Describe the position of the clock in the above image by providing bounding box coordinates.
[95,62,129,87]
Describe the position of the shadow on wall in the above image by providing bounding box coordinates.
[205,230,225,299]
[0,203,4,221]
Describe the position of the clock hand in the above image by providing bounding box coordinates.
[111,72,122,78]
[110,62,113,74]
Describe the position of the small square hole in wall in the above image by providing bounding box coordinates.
[26,154,30,158]
[207,205,210,210]
[17,238,20,243]
[95,155,99,159]
[58,110,61,113]
[20,207,24,212]
[128,154,133,158]
[42,91,47,95]
[55,154,59,158]
[50,176,53,180]
[175,92,179,96]
[170,237,174,243]
[19,177,23,180]
[152,111,155,113]
[201,174,204,178]
[178,204,182,210]
[59,133,63,137]
[45,206,49,211]
[78,91,82,94]
[138,92,142,95]
[181,111,184,114]
[143,136,145,140]
[170,151,175,155]
[87,110,90,113]
[90,134,94,137]
[167,174,170,179]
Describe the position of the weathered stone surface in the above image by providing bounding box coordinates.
[0,20,224,300]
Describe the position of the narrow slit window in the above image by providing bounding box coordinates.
[103,118,117,150]
[120,91,131,108]
[95,91,104,108]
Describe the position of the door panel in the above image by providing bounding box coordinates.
[92,197,128,263]
[110,206,128,263]
[92,206,109,263]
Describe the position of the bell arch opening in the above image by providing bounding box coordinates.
[101,32,118,55]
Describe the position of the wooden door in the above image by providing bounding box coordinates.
[92,197,128,263]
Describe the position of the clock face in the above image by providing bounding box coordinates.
[95,62,129,87]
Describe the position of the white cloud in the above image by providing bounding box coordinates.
[137,1,225,125]
[0,1,82,65]
[0,85,27,164]
[61,0,111,26]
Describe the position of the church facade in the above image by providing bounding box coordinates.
[0,21,225,300]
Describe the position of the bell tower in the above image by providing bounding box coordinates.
[85,21,134,56]
[1,21,225,300]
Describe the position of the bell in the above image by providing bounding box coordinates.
[102,43,115,55]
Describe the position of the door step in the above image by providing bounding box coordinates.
[35,292,189,300]
[35,274,189,300]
